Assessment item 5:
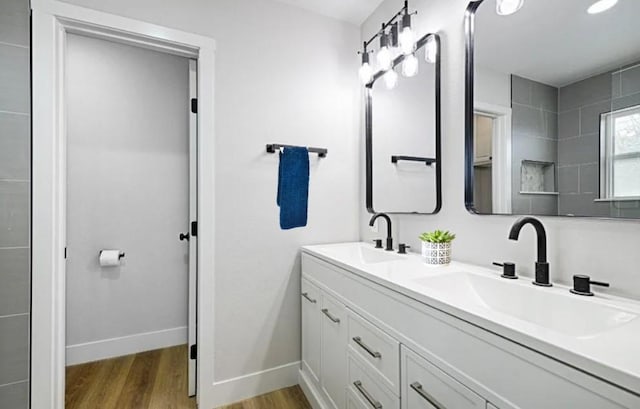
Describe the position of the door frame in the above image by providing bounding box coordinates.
[474,102,512,214]
[187,59,198,397]
[30,1,216,408]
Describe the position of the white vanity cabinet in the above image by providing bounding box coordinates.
[300,249,640,409]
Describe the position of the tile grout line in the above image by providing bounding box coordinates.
[0,312,30,320]
[0,40,29,50]
[0,109,30,116]
[0,379,29,388]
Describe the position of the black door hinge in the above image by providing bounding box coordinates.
[64,247,67,259]
[191,221,198,237]
[191,98,197,114]
[190,344,197,360]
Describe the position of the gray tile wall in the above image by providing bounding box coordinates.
[557,63,640,217]
[511,75,559,215]
[0,0,30,407]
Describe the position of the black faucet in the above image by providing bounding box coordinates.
[508,217,551,287]
[369,213,393,251]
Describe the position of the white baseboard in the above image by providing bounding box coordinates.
[65,326,187,366]
[211,361,300,407]
[299,368,328,409]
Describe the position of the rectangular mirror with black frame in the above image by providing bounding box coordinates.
[465,0,640,218]
[366,33,441,215]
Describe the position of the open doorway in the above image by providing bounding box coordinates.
[473,103,512,214]
[62,34,198,406]
[31,5,216,408]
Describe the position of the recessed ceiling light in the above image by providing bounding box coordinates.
[588,0,618,14]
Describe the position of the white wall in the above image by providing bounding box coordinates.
[475,65,511,108]
[361,0,640,302]
[65,34,191,363]
[60,0,361,389]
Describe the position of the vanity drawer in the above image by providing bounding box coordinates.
[347,308,400,394]
[401,345,485,409]
[348,353,399,409]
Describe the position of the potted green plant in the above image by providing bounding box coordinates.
[419,230,456,265]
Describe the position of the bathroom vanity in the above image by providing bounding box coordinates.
[299,242,640,409]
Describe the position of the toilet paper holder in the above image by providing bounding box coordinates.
[99,250,125,259]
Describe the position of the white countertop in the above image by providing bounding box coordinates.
[302,242,640,396]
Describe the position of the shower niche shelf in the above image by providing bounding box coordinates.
[520,160,558,195]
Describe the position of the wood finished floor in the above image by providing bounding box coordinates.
[65,345,311,409]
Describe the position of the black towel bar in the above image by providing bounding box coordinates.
[391,155,436,166]
[266,144,328,158]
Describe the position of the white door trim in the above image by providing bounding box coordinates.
[474,102,512,214]
[30,1,216,408]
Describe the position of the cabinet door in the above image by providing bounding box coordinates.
[401,345,485,409]
[321,291,348,409]
[302,278,321,385]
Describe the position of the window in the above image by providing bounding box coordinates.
[600,105,640,199]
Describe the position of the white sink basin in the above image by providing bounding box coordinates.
[358,247,403,264]
[412,273,637,337]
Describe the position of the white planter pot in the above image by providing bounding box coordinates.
[421,241,452,265]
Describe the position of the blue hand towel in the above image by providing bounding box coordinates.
[277,147,309,230]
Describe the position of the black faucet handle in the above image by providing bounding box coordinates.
[398,244,410,254]
[493,261,517,279]
[372,239,383,249]
[570,275,610,296]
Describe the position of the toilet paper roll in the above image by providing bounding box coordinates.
[99,250,121,267]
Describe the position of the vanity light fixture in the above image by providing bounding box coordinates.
[402,53,419,77]
[496,0,524,16]
[357,0,419,88]
[424,34,438,64]
[587,0,618,14]
[384,68,398,90]
[376,28,393,71]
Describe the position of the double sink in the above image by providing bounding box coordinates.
[337,244,638,339]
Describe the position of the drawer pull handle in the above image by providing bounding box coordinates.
[321,308,340,323]
[410,382,445,409]
[301,292,317,303]
[353,336,382,358]
[353,380,382,409]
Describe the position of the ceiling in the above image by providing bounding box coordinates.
[274,0,385,25]
[475,0,640,87]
